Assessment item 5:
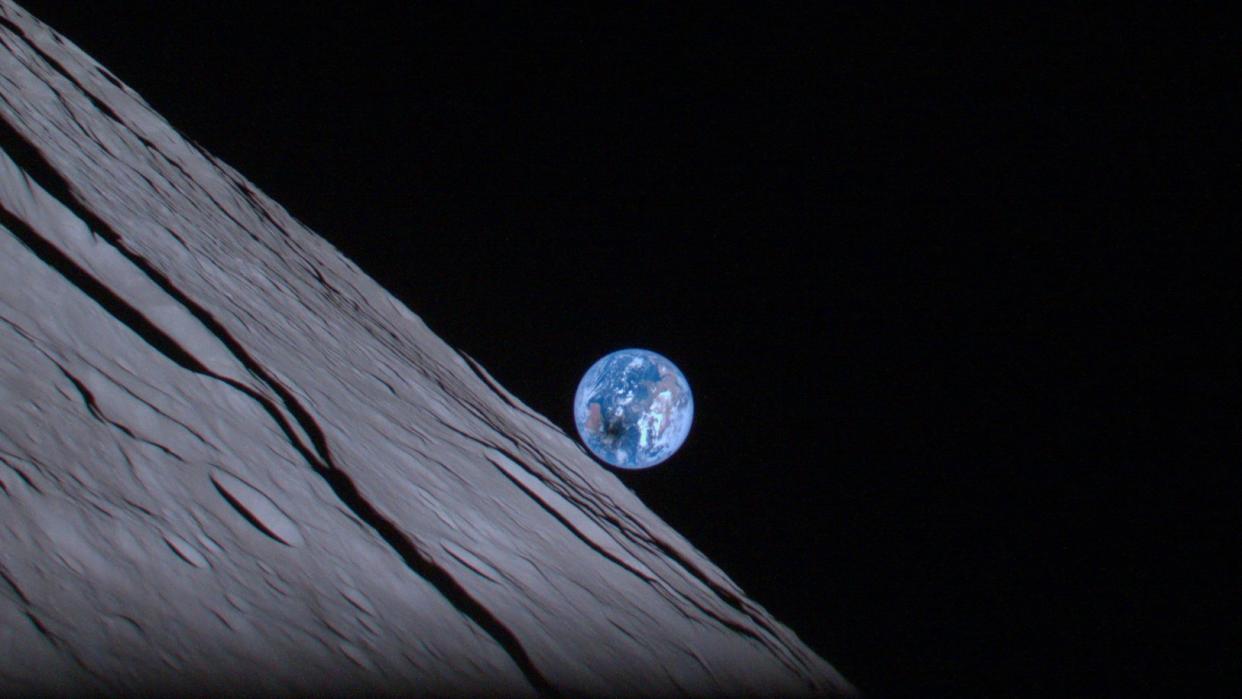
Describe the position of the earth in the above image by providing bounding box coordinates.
[573,349,693,469]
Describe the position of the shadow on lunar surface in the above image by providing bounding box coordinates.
[0,97,558,697]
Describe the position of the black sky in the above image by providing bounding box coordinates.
[13,3,1233,697]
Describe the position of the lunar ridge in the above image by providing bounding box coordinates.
[0,2,854,696]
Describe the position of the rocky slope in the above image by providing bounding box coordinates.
[0,2,854,696]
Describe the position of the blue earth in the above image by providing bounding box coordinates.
[573,349,693,469]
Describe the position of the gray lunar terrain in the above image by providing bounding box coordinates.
[0,2,855,696]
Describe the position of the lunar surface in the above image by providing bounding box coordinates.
[0,2,854,696]
[574,349,694,469]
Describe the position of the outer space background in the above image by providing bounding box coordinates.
[15,3,1231,696]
